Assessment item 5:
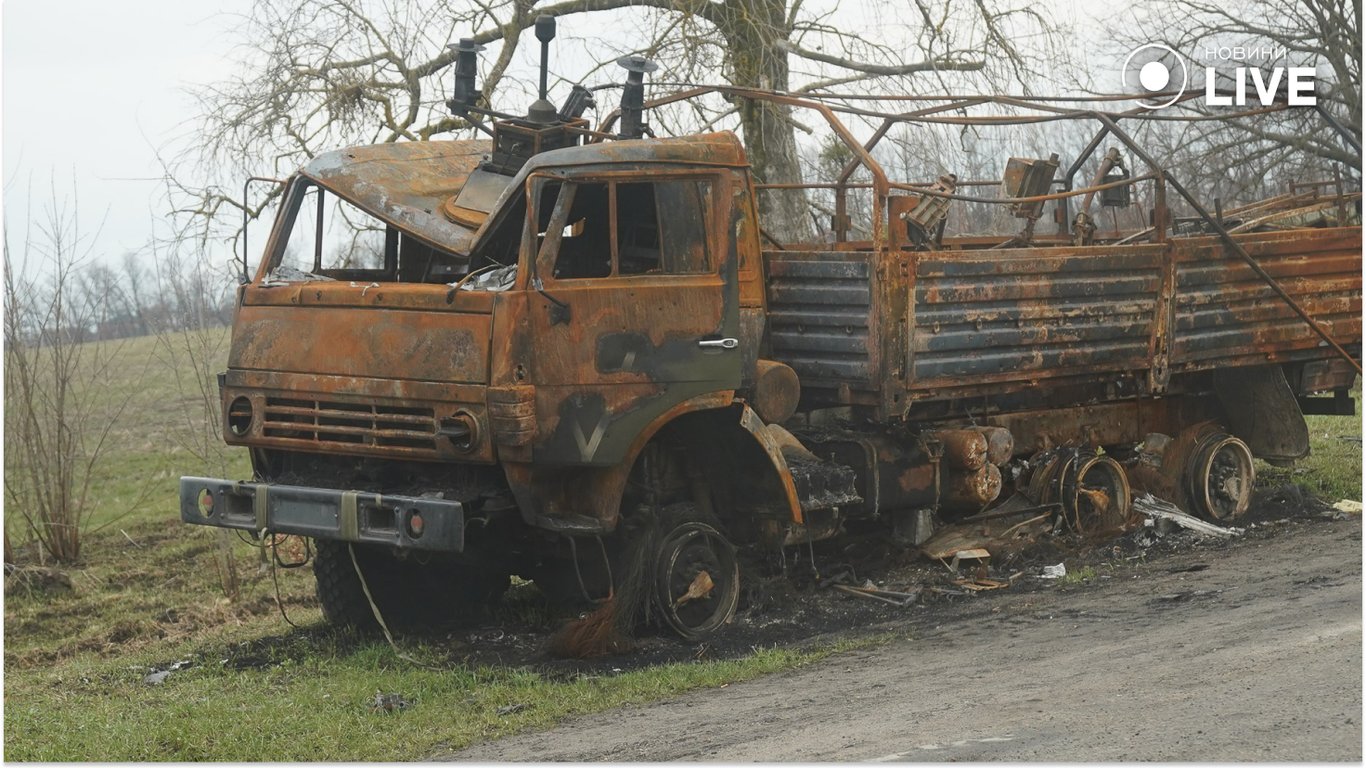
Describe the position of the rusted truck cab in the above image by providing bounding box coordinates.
[181,130,801,635]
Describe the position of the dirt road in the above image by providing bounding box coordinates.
[449,516,1362,762]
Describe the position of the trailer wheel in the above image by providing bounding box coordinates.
[652,504,740,641]
[313,540,506,631]
[1187,433,1255,521]
[1027,449,1133,537]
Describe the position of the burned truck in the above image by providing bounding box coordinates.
[181,21,1362,641]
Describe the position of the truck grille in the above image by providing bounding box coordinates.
[262,397,437,452]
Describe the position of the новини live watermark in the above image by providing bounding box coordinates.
[1121,42,1317,109]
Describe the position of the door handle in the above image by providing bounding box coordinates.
[698,337,738,349]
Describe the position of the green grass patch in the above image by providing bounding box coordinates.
[1256,389,1363,502]
[1059,565,1097,585]
[5,612,875,761]
[5,511,886,760]
[7,328,249,541]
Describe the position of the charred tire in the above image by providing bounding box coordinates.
[651,504,740,641]
[312,540,508,631]
[1187,433,1255,521]
[314,540,382,629]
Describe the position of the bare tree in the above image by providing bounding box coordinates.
[3,182,141,564]
[165,0,1064,250]
[119,251,152,337]
[76,263,119,340]
[149,235,247,600]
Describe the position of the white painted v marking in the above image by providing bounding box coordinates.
[572,412,609,462]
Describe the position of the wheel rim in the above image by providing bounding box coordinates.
[1064,454,1133,537]
[1188,434,1254,521]
[1027,449,1134,536]
[653,522,739,640]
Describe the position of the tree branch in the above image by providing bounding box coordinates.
[776,38,983,76]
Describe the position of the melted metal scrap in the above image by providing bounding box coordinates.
[263,265,336,285]
[457,264,517,292]
[1134,493,1243,537]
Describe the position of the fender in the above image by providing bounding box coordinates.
[502,393,815,535]
[734,404,805,525]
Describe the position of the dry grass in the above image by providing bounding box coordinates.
[2,329,871,761]
[4,329,1359,760]
[1257,387,1363,502]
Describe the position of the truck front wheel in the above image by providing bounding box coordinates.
[312,540,506,631]
[651,504,740,640]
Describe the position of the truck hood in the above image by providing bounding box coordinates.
[301,139,508,256]
[298,132,750,257]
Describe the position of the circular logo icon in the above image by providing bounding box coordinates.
[1121,43,1188,109]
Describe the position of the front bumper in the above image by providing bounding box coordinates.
[179,476,464,551]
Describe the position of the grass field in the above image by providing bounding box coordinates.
[1257,403,1364,502]
[2,329,875,761]
[3,329,1361,760]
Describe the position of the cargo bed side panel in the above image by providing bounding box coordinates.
[910,246,1165,396]
[1170,227,1362,370]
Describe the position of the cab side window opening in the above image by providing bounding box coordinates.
[655,181,712,273]
[268,181,465,283]
[548,178,713,280]
[554,182,612,279]
[616,182,660,275]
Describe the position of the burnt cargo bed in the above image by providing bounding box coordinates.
[764,225,1362,418]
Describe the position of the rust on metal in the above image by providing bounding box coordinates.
[181,56,1361,643]
[931,429,989,472]
[749,360,801,425]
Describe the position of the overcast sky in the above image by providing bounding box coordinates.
[1,0,1106,275]
[3,0,250,265]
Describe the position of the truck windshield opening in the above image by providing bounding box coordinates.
[264,180,470,285]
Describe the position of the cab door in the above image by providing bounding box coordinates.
[524,170,741,466]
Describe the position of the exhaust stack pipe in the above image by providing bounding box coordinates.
[617,55,658,139]
[446,38,486,116]
[535,15,555,100]
[527,14,558,123]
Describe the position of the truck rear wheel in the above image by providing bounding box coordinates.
[312,540,507,631]
[1186,432,1255,521]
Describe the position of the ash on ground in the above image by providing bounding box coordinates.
[190,483,1348,681]
[451,483,1345,677]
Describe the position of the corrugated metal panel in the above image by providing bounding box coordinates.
[1171,228,1362,369]
[762,228,1359,413]
[912,247,1164,387]
[765,252,877,391]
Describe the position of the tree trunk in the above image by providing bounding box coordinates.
[720,0,813,244]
